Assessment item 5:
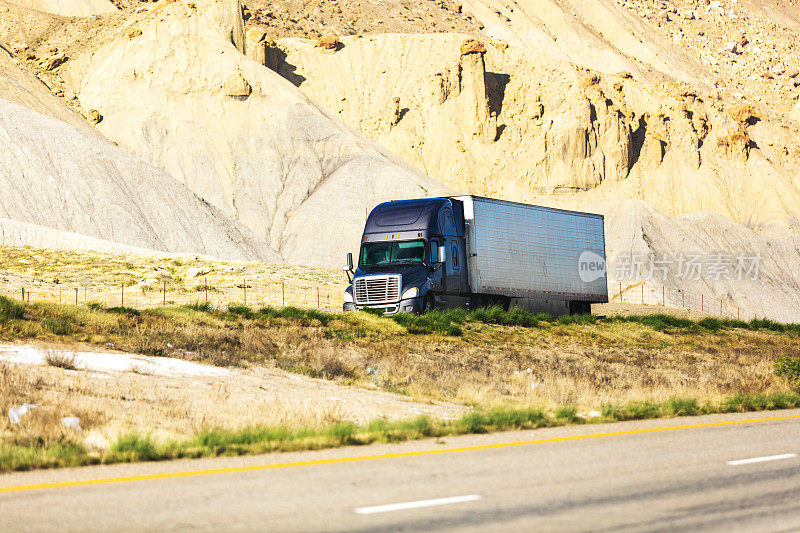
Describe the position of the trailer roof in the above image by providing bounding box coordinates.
[452,195,604,220]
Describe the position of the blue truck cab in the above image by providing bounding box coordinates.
[342,198,467,314]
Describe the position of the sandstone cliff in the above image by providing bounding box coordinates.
[45,0,450,266]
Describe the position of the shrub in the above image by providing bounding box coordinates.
[257,306,335,326]
[184,302,212,312]
[697,317,723,331]
[44,350,77,370]
[553,405,579,422]
[226,304,253,319]
[110,433,160,461]
[392,309,464,336]
[666,397,700,416]
[557,313,598,325]
[775,355,800,388]
[467,306,549,327]
[616,314,695,332]
[469,305,507,325]
[720,392,800,412]
[602,401,662,421]
[0,296,25,320]
[42,317,74,335]
[107,306,141,317]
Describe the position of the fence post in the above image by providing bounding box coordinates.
[619,282,622,302]
[243,278,247,306]
[317,286,320,309]
[662,286,665,306]
[682,292,684,308]
[205,276,208,304]
[21,288,24,301]
[75,288,78,305]
[59,287,62,304]
[701,294,704,312]
[163,280,166,306]
[121,284,124,307]
[282,281,285,307]
[641,284,644,304]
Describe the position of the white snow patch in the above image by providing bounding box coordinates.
[0,345,229,378]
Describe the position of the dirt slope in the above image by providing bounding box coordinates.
[9,0,116,16]
[0,98,279,260]
[37,0,450,266]
[594,199,800,322]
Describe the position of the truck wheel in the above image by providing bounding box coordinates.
[423,294,435,314]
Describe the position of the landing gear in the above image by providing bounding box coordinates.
[568,301,591,315]
[469,294,510,311]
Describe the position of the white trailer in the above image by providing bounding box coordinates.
[457,196,608,314]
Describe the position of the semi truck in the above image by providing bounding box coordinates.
[342,196,608,315]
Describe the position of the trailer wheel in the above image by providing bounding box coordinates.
[422,294,435,314]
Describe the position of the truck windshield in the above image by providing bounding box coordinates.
[359,240,426,267]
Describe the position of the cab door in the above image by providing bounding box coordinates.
[443,208,464,295]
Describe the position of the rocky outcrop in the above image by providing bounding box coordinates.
[10,0,116,16]
[791,99,800,124]
[458,39,495,143]
[57,0,448,266]
[270,33,800,237]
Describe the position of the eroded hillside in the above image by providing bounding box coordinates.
[2,0,800,320]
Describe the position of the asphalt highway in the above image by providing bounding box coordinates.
[1,409,799,532]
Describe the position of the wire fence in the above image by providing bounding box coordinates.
[1,276,757,320]
[610,281,754,321]
[1,278,347,312]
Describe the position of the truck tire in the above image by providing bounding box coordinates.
[423,294,435,314]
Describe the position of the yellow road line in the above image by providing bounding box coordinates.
[2,414,799,494]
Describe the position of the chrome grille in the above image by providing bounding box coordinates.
[354,275,400,305]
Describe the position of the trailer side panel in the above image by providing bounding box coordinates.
[458,196,608,303]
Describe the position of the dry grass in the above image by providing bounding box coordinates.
[0,245,346,310]
[0,299,797,409]
[43,350,76,370]
[2,299,799,472]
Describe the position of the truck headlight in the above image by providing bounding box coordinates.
[402,287,419,299]
[343,287,354,303]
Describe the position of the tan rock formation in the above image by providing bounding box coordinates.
[316,34,339,51]
[56,0,448,266]
[458,38,495,143]
[10,0,115,16]
[270,33,800,237]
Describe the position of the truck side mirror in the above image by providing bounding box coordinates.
[342,252,353,272]
[342,252,354,282]
[438,245,446,264]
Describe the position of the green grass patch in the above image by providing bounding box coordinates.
[775,355,800,388]
[0,296,25,320]
[6,392,799,473]
[393,308,465,336]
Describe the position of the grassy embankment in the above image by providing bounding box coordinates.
[1,295,800,472]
